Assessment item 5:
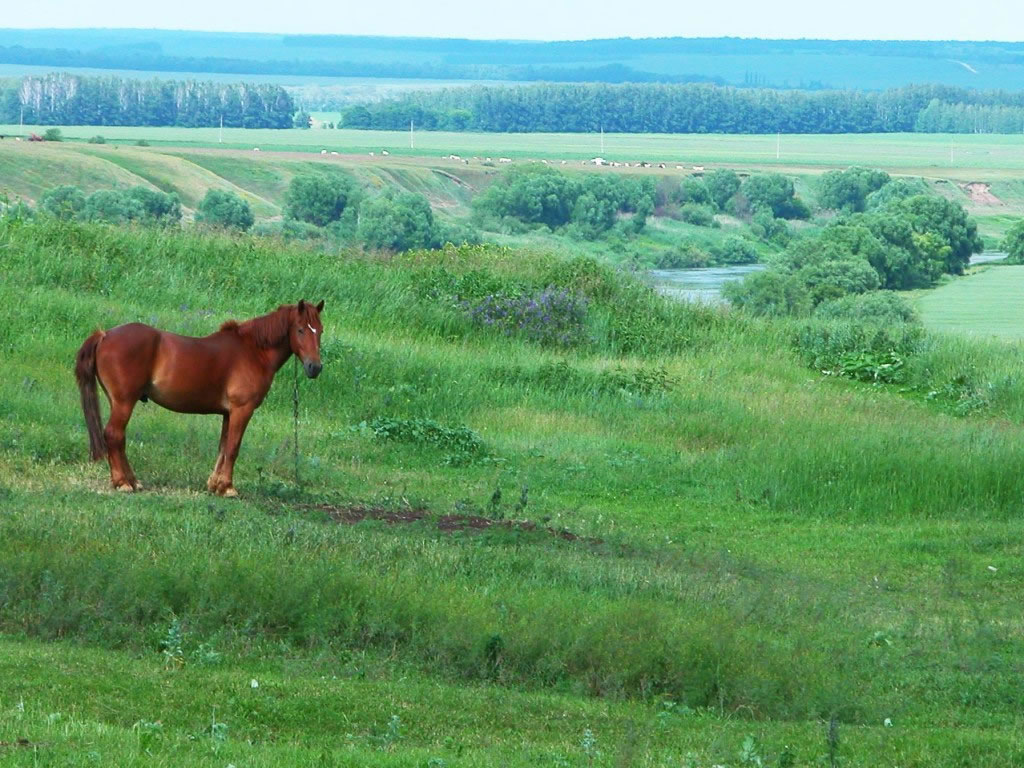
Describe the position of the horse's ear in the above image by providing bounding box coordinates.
[297,299,306,312]
[316,300,325,313]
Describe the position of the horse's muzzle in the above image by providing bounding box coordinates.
[304,361,322,379]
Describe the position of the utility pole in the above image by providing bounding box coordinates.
[776,132,781,160]
[219,114,223,144]
[410,119,414,149]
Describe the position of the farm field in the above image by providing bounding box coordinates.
[917,264,1024,340]
[3,217,1024,765]
[4,125,1024,171]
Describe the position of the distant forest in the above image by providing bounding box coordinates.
[341,83,1024,134]
[0,73,294,128]
[4,30,1024,90]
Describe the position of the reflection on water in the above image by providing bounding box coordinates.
[649,264,765,304]
[651,253,1006,304]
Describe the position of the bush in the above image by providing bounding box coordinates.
[677,177,711,206]
[81,189,145,224]
[39,185,86,220]
[1003,219,1024,264]
[704,169,741,210]
[795,320,923,384]
[713,236,759,265]
[817,167,890,213]
[284,172,360,227]
[195,189,254,231]
[722,269,808,316]
[127,187,182,225]
[742,173,809,220]
[815,291,919,324]
[679,203,717,227]
[357,191,438,251]
[463,287,589,347]
[42,128,62,142]
[87,135,106,144]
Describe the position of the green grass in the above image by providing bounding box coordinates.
[4,217,1024,763]
[7,125,1024,170]
[917,264,1024,339]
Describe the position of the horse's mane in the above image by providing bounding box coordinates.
[220,305,293,348]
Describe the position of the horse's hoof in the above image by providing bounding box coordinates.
[222,487,239,498]
[115,483,134,493]
[134,482,144,491]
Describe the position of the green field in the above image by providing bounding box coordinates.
[5,125,1024,170]
[917,264,1024,339]
[4,214,1024,765]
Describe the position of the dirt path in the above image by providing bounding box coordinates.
[299,503,600,543]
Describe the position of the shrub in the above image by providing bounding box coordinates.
[464,287,589,347]
[677,177,711,206]
[704,169,741,210]
[87,135,106,144]
[358,191,438,251]
[81,189,145,224]
[679,203,717,227]
[713,236,759,265]
[817,167,890,213]
[39,185,86,220]
[127,186,182,225]
[367,417,485,465]
[42,128,62,142]
[815,291,919,324]
[794,319,924,383]
[1001,219,1024,264]
[284,172,360,227]
[195,189,254,231]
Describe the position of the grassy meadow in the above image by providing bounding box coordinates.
[3,215,1024,765]
[917,264,1024,339]
[5,125,1024,170]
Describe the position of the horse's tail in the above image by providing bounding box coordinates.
[75,330,107,460]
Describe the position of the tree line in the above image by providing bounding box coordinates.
[340,83,1024,134]
[1,73,295,128]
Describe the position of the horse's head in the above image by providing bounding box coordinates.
[290,300,325,378]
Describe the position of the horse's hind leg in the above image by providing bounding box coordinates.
[104,398,142,492]
[207,415,230,493]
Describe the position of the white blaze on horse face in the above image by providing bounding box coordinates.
[307,324,317,335]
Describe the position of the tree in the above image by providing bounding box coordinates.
[195,189,254,231]
[817,167,890,212]
[704,169,741,211]
[741,173,809,219]
[1002,219,1024,264]
[127,187,182,225]
[293,111,312,129]
[39,185,86,220]
[357,192,437,251]
[81,190,145,224]
[677,177,711,206]
[896,194,982,274]
[284,173,360,227]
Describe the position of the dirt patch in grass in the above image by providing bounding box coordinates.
[962,182,1003,205]
[301,503,599,543]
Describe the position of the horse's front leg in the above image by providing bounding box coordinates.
[210,404,256,497]
[207,414,230,493]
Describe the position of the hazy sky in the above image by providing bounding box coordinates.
[4,0,1022,41]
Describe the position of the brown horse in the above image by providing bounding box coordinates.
[75,300,324,496]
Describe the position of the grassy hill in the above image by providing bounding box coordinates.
[3,215,1024,764]
[2,132,1023,251]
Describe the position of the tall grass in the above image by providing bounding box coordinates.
[3,216,1024,739]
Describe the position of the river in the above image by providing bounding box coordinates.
[651,252,1007,304]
